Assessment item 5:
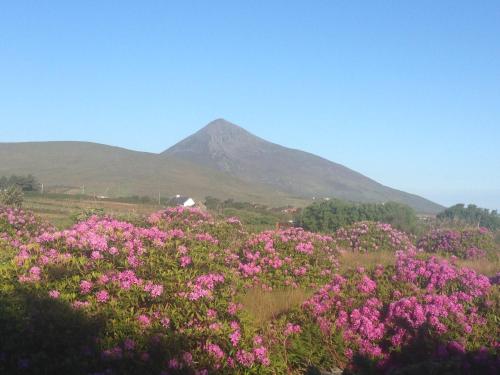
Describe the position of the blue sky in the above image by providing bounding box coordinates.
[1,1,499,210]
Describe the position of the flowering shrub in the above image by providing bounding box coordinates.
[417,228,496,259]
[237,227,338,289]
[0,206,498,374]
[303,250,499,373]
[333,221,415,253]
[1,208,278,374]
[0,206,54,246]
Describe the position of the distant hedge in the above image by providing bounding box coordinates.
[297,199,418,234]
[437,203,500,231]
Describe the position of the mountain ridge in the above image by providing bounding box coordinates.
[0,119,443,213]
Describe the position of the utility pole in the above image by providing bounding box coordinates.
[41,183,44,194]
[158,191,161,205]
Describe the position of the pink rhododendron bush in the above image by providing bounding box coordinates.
[0,206,54,246]
[302,251,499,374]
[333,221,415,253]
[237,228,338,290]
[417,228,496,260]
[0,206,498,374]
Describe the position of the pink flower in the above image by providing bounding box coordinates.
[229,329,241,347]
[160,317,170,328]
[284,323,302,336]
[254,346,270,366]
[138,314,151,327]
[358,275,377,294]
[95,290,109,303]
[205,343,224,361]
[90,250,103,260]
[48,290,60,299]
[236,349,255,367]
[207,309,217,320]
[227,302,242,315]
[80,280,93,294]
[180,256,192,268]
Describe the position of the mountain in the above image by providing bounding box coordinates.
[163,119,442,213]
[0,119,443,213]
[0,141,299,206]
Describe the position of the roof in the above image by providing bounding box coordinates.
[168,196,193,205]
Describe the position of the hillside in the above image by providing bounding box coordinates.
[164,119,442,213]
[0,141,300,206]
[0,119,443,213]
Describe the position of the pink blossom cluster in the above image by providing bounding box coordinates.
[303,250,496,367]
[237,227,338,288]
[148,206,212,228]
[417,228,495,259]
[0,206,54,246]
[333,221,415,253]
[184,273,225,300]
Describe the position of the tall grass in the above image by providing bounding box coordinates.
[338,250,395,272]
[239,287,311,329]
[453,257,500,277]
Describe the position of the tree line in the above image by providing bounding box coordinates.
[437,203,499,230]
[0,174,41,192]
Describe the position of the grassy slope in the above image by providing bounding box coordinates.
[0,141,309,208]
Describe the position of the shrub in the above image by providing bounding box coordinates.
[0,186,24,208]
[417,228,497,260]
[333,221,415,253]
[302,251,499,373]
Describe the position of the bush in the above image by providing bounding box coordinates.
[333,221,415,253]
[0,186,24,208]
[71,207,106,223]
[298,200,419,235]
[302,251,499,373]
[417,228,497,260]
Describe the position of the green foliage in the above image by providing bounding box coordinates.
[437,203,500,230]
[298,199,419,234]
[205,197,287,232]
[71,207,105,223]
[0,186,24,207]
[0,174,40,192]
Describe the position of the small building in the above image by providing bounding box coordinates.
[169,194,195,207]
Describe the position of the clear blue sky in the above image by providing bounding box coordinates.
[1,1,499,210]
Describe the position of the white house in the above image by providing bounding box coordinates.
[169,194,195,207]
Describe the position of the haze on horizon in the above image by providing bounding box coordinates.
[1,1,499,210]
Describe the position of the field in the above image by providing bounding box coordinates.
[22,193,162,228]
[0,203,499,375]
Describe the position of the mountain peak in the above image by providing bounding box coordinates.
[199,118,248,136]
[161,119,443,213]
